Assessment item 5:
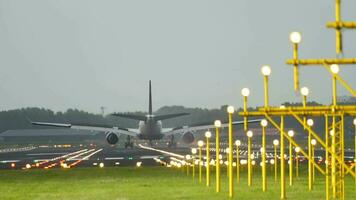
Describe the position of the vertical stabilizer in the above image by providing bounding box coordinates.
[149,80,152,115]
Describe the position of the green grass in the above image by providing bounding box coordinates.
[0,166,355,200]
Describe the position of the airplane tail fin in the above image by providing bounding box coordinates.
[149,80,152,115]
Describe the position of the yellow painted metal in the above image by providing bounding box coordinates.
[286,58,356,65]
[243,96,248,131]
[296,151,299,179]
[263,76,269,108]
[262,126,267,191]
[327,22,356,28]
[335,0,342,54]
[274,144,278,182]
[355,124,356,191]
[199,146,202,183]
[215,127,220,192]
[239,105,356,117]
[312,144,315,184]
[248,136,252,186]
[291,113,355,177]
[206,136,210,187]
[325,115,330,200]
[323,64,356,97]
[289,138,293,186]
[265,115,326,175]
[308,129,313,191]
[280,116,286,199]
[332,74,337,107]
[293,43,299,91]
[228,113,234,198]
[192,156,195,181]
[236,144,240,184]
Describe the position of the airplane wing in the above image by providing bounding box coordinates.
[30,121,139,137]
[162,119,262,136]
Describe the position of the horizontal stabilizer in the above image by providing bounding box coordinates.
[154,113,190,121]
[111,113,147,121]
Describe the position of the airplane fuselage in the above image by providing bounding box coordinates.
[137,116,163,140]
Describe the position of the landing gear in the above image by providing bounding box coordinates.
[124,136,134,149]
[167,135,177,148]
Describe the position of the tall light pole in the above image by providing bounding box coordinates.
[354,118,356,190]
[214,120,222,192]
[330,64,339,198]
[227,106,235,198]
[197,140,204,183]
[311,139,317,184]
[287,130,295,186]
[300,86,309,129]
[235,140,241,184]
[261,119,268,191]
[185,154,191,175]
[307,118,314,191]
[205,131,212,187]
[289,31,302,91]
[191,148,197,181]
[330,64,339,107]
[280,106,286,200]
[295,147,300,178]
[273,139,279,182]
[241,88,250,131]
[261,65,271,108]
[247,130,253,186]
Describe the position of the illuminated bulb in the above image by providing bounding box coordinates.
[288,130,295,137]
[330,64,340,74]
[289,32,302,44]
[300,87,309,96]
[247,130,253,138]
[295,146,301,153]
[225,148,230,154]
[353,118,356,125]
[241,88,250,97]
[227,106,235,114]
[273,139,279,146]
[251,160,256,166]
[311,139,317,146]
[330,130,334,136]
[307,119,314,127]
[261,119,268,127]
[235,140,241,147]
[261,65,271,76]
[197,140,204,147]
[270,159,275,165]
[214,120,221,128]
[191,148,197,154]
[185,155,191,160]
[25,164,31,169]
[99,162,104,168]
[205,131,212,138]
[136,162,142,167]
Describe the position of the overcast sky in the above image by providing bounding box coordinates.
[0,0,355,114]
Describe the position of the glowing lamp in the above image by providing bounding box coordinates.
[214,120,221,128]
[241,88,250,97]
[289,32,302,44]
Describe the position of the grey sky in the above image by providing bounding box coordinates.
[0,0,355,114]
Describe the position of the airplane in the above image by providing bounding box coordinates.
[31,81,260,148]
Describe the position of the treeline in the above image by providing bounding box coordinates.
[0,102,355,137]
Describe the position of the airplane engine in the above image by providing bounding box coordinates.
[106,132,119,145]
[182,131,194,144]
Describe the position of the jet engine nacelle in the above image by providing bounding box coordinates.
[182,131,194,144]
[106,132,119,145]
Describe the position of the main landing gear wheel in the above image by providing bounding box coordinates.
[167,135,177,148]
[124,136,134,149]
